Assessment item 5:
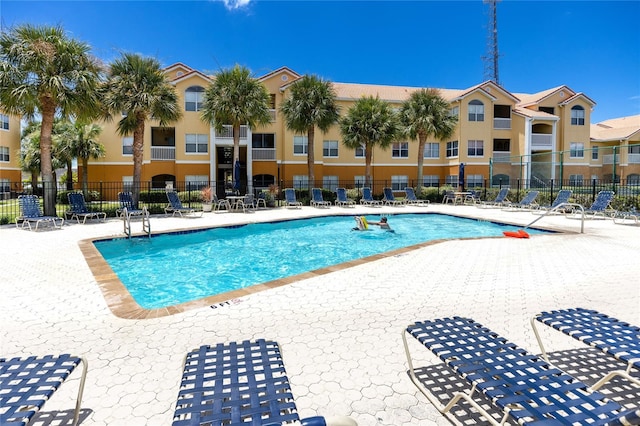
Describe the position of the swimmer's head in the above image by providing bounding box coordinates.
[381,217,388,223]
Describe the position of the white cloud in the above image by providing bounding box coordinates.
[222,0,251,10]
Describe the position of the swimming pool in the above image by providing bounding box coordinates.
[94,213,547,309]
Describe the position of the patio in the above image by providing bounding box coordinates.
[1,204,638,425]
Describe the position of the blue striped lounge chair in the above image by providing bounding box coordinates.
[532,189,573,215]
[117,191,148,219]
[404,187,429,206]
[0,354,88,426]
[165,190,202,217]
[16,195,64,231]
[284,188,302,208]
[382,187,404,206]
[67,192,107,224]
[311,188,331,208]
[335,188,356,207]
[502,190,539,211]
[172,339,357,426]
[360,187,381,206]
[567,190,616,219]
[403,317,639,425]
[477,187,510,208]
[532,307,640,391]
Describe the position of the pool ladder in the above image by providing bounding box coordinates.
[524,202,585,233]
[122,207,151,238]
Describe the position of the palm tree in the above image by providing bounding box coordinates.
[68,121,104,197]
[102,53,181,205]
[280,75,339,190]
[399,88,457,195]
[201,65,271,187]
[20,122,43,193]
[53,120,76,190]
[0,24,102,215]
[340,96,400,188]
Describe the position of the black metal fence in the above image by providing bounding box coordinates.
[1,178,638,225]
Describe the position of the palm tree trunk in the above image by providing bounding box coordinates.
[81,157,89,197]
[307,126,315,191]
[131,115,145,207]
[66,159,74,190]
[365,143,373,189]
[39,99,56,216]
[233,123,240,163]
[416,133,426,195]
[30,170,38,194]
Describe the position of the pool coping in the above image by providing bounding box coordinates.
[79,212,563,319]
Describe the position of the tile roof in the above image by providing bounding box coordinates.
[591,114,640,141]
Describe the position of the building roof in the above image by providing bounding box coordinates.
[512,107,559,120]
[590,114,640,142]
[513,85,575,108]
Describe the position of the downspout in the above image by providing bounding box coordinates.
[524,117,532,188]
[246,126,253,195]
[209,125,216,188]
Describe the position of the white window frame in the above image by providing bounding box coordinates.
[571,106,585,126]
[0,146,9,162]
[354,175,366,188]
[355,144,365,158]
[449,106,459,117]
[570,142,584,158]
[446,141,459,158]
[0,114,9,130]
[392,142,409,158]
[323,175,339,191]
[391,175,408,191]
[591,146,599,160]
[293,175,308,189]
[0,178,9,193]
[323,140,339,158]
[569,174,584,186]
[423,143,439,159]
[185,86,205,112]
[423,175,439,187]
[122,136,133,156]
[468,100,484,122]
[466,174,483,187]
[122,176,133,191]
[468,140,484,157]
[293,136,308,155]
[185,134,208,154]
[445,175,458,186]
[185,175,209,188]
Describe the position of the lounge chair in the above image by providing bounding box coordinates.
[403,316,639,426]
[311,188,331,208]
[464,189,482,205]
[567,190,616,219]
[117,191,148,219]
[165,190,202,217]
[16,195,64,231]
[441,190,456,204]
[532,307,640,390]
[360,187,381,206]
[335,187,356,207]
[172,339,357,426]
[212,194,231,211]
[502,190,539,211]
[382,187,404,206]
[477,187,510,208]
[0,354,88,426]
[283,188,302,208]
[613,209,640,225]
[532,189,573,215]
[404,187,429,206]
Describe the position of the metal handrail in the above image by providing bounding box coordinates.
[525,202,585,233]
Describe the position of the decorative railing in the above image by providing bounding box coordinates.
[531,133,553,148]
[493,118,511,129]
[252,148,276,160]
[151,146,176,160]
[218,125,248,139]
[493,152,511,163]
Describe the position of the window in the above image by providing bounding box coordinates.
[446,141,459,158]
[293,136,308,155]
[323,140,339,157]
[467,174,483,187]
[323,175,339,191]
[185,134,208,153]
[449,106,459,117]
[423,143,439,159]
[293,175,308,188]
[0,146,9,162]
[355,144,365,158]
[392,142,409,158]
[493,139,510,152]
[391,175,408,191]
[122,136,133,155]
[185,175,209,188]
[570,142,584,158]
[629,145,640,154]
[569,174,584,186]
[468,140,484,157]
[571,106,585,125]
[468,100,484,122]
[445,175,458,186]
[539,106,555,115]
[354,175,366,187]
[122,176,133,191]
[268,94,276,109]
[0,114,9,130]
[0,178,9,193]
[252,133,275,149]
[592,146,599,160]
[423,175,440,187]
[185,86,205,112]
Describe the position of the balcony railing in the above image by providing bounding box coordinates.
[531,133,553,148]
[218,125,248,139]
[269,110,277,122]
[493,117,511,129]
[493,151,511,163]
[252,148,276,160]
[603,153,640,165]
[151,146,175,160]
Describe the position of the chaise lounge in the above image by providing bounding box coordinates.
[16,195,64,231]
[67,192,107,224]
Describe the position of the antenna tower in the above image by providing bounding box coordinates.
[483,0,500,84]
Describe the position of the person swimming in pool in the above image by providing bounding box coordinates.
[368,216,391,230]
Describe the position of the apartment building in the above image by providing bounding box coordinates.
[0,110,21,198]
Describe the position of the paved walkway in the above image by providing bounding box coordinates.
[1,204,639,425]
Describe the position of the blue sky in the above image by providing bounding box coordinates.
[2,0,639,123]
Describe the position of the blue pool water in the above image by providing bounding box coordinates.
[94,214,547,309]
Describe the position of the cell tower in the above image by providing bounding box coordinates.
[483,0,500,84]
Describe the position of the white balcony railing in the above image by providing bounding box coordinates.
[531,133,553,148]
[493,117,511,129]
[629,153,640,164]
[218,125,248,139]
[252,148,276,160]
[269,109,277,122]
[603,153,640,164]
[151,146,175,160]
[493,151,511,163]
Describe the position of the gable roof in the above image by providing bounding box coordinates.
[514,85,576,108]
[591,114,640,142]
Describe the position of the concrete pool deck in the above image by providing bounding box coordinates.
[1,204,639,425]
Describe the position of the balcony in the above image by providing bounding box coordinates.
[151,146,175,160]
[493,151,511,163]
[493,118,511,130]
[252,148,276,161]
[218,125,248,139]
[269,109,277,122]
[531,133,553,149]
[603,153,640,165]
